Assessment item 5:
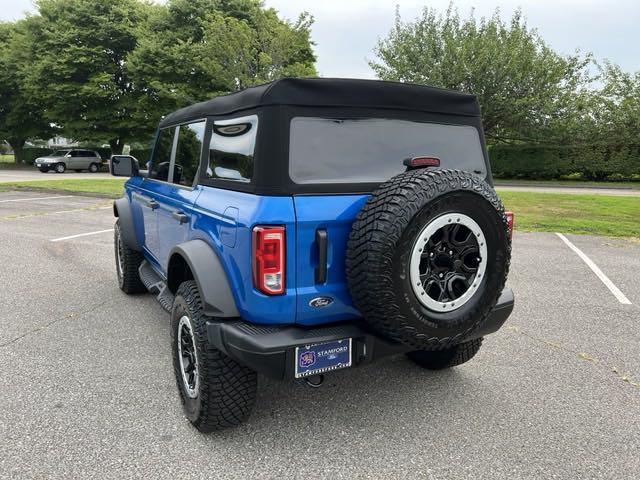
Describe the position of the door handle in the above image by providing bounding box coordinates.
[132,193,158,210]
[315,229,328,284]
[172,211,189,224]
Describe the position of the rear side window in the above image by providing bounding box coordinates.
[173,121,206,187]
[149,127,176,181]
[205,115,258,183]
[289,117,486,184]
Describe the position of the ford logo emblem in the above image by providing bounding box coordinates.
[309,296,334,308]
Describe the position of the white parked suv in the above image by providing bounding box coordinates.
[35,149,103,173]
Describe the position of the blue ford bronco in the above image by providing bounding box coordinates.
[110,78,514,432]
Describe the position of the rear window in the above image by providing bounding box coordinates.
[205,114,258,183]
[289,117,486,184]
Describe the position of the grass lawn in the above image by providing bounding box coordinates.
[0,179,637,237]
[499,191,640,238]
[0,178,126,198]
[0,154,35,170]
[494,178,640,190]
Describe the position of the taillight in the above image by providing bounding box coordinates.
[252,226,285,295]
[505,211,514,239]
[403,156,441,169]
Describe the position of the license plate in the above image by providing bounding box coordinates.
[295,338,352,378]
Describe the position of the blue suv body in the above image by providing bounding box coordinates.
[111,78,514,432]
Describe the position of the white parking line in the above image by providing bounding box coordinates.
[0,195,74,203]
[556,233,632,305]
[50,229,114,243]
[52,206,112,215]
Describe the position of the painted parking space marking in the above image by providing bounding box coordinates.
[51,205,113,215]
[0,195,74,203]
[556,233,632,305]
[1,203,111,220]
[50,229,114,243]
[52,206,111,214]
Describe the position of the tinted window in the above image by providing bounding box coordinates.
[173,121,206,186]
[70,151,81,157]
[149,127,176,181]
[206,115,258,183]
[289,117,486,184]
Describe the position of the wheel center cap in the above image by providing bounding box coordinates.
[432,253,454,270]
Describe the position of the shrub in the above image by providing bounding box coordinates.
[489,144,640,181]
[21,148,54,164]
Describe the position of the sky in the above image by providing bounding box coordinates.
[1,0,639,78]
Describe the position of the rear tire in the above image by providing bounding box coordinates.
[54,163,66,173]
[171,280,257,432]
[114,219,146,294]
[88,162,100,173]
[407,338,483,370]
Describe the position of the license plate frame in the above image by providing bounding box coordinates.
[294,338,352,378]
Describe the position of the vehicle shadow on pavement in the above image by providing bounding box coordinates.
[198,355,494,443]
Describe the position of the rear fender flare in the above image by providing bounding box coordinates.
[113,197,142,251]
[169,240,239,318]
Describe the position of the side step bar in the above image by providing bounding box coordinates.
[139,261,174,312]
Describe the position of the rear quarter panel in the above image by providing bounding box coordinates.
[191,188,297,325]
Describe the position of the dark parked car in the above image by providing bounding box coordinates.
[109,78,514,432]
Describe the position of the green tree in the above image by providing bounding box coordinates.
[127,0,316,116]
[0,21,55,163]
[370,5,592,144]
[23,0,152,154]
[594,62,640,145]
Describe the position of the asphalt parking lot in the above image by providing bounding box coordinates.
[0,191,638,480]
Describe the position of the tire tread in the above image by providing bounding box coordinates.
[115,220,146,294]
[407,338,484,370]
[172,281,257,432]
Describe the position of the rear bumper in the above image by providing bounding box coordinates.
[207,288,514,380]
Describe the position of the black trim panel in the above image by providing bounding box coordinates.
[168,240,239,318]
[113,197,142,251]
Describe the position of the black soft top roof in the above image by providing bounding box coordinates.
[159,77,480,127]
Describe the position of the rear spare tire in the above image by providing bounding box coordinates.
[346,169,510,350]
